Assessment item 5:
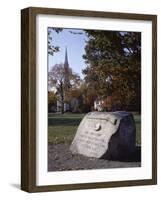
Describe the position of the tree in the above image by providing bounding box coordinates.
[68,82,97,113]
[48,28,63,55]
[48,91,57,112]
[48,63,81,114]
[82,30,141,111]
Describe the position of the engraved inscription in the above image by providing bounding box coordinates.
[70,111,136,159]
[76,129,107,156]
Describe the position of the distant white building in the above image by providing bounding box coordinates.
[94,99,104,111]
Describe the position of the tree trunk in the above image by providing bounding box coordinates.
[60,82,64,114]
[60,94,64,114]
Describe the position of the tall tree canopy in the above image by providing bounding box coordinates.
[49,63,81,114]
[83,30,141,111]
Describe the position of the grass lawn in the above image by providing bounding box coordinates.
[134,114,141,145]
[48,113,141,145]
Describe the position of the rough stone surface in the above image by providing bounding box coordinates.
[70,111,136,160]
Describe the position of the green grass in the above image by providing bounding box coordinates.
[48,113,85,144]
[134,115,141,145]
[48,113,141,145]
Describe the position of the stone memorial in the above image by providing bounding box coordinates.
[70,111,136,160]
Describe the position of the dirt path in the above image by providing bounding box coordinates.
[48,143,141,171]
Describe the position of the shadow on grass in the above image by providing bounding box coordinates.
[48,118,82,126]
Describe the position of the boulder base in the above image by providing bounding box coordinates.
[70,111,136,160]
